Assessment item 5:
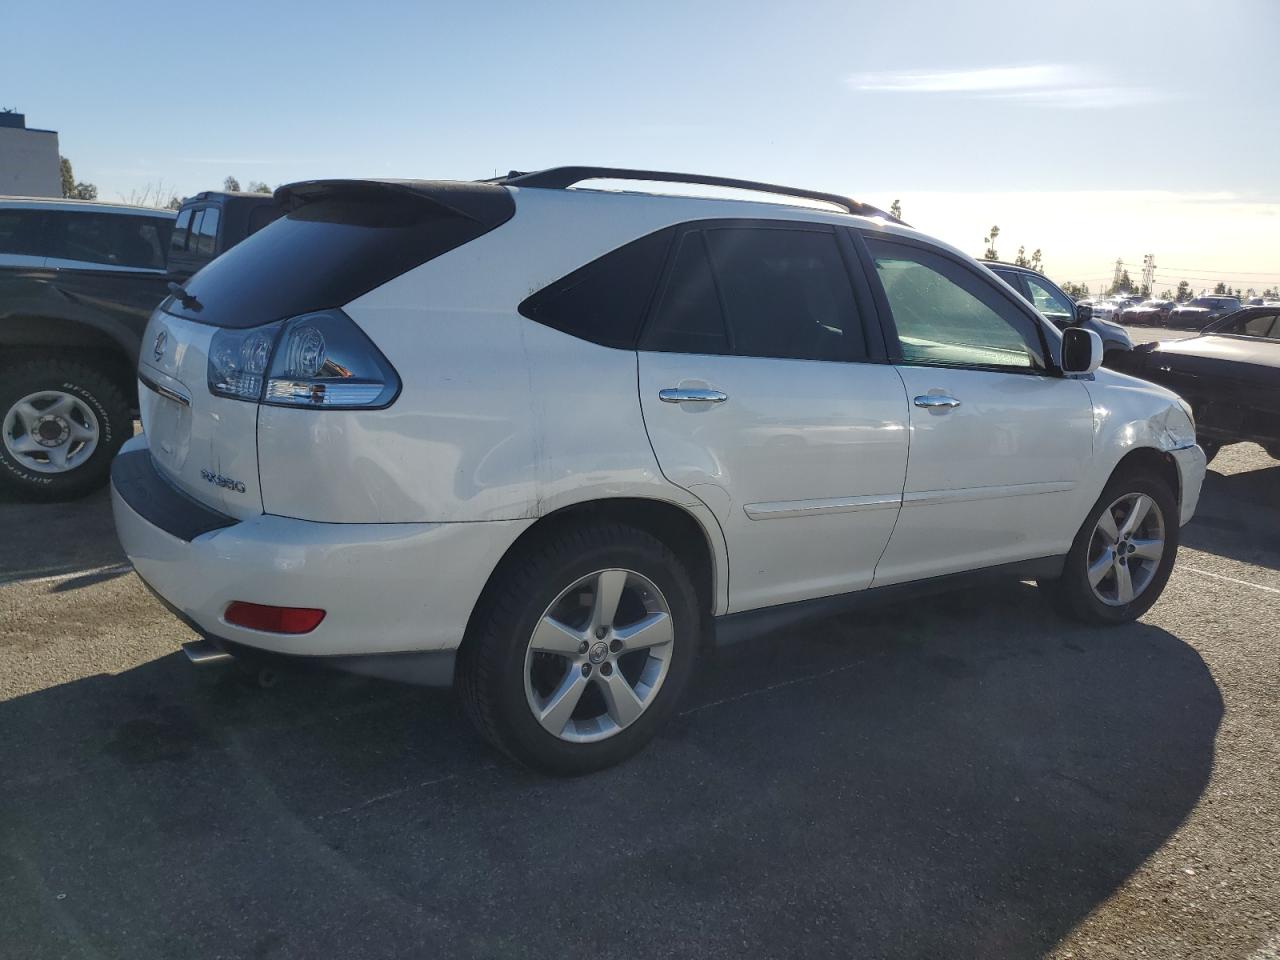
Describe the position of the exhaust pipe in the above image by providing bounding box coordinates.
[182,639,233,665]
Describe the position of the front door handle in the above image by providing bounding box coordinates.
[913,394,961,409]
[660,388,728,404]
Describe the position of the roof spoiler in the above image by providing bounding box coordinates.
[493,166,906,225]
[273,179,515,228]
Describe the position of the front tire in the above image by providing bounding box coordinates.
[458,523,700,775]
[1039,471,1179,624]
[0,357,131,502]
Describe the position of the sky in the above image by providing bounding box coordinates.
[5,0,1278,294]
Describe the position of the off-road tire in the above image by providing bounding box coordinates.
[0,357,131,502]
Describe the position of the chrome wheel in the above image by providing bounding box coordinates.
[523,568,675,743]
[1087,492,1166,606]
[2,390,100,474]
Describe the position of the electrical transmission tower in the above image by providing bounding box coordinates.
[1141,254,1156,294]
[1112,258,1124,293]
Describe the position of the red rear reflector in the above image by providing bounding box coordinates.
[224,601,326,635]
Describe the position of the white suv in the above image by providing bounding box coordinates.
[111,167,1206,774]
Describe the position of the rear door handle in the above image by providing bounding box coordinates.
[913,394,961,409]
[660,388,728,404]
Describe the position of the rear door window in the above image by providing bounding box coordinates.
[703,226,866,362]
[643,232,729,355]
[642,224,869,362]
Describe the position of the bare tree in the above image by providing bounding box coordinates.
[118,180,181,210]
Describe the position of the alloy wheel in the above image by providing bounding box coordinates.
[1086,492,1166,606]
[523,568,675,743]
[2,390,100,474]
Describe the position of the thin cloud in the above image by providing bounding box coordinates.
[179,157,284,166]
[850,64,1075,93]
[847,64,1162,110]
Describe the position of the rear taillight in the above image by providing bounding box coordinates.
[224,601,326,634]
[208,309,399,409]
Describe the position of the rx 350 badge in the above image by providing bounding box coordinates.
[200,469,246,494]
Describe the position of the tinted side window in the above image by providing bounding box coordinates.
[703,227,865,362]
[118,217,171,269]
[0,210,46,256]
[519,227,674,348]
[192,207,220,258]
[169,208,193,253]
[643,232,729,355]
[1244,312,1279,338]
[61,214,118,266]
[865,238,1046,371]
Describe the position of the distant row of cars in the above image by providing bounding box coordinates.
[1088,292,1279,330]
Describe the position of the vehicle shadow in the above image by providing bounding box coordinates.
[0,582,1222,959]
[1181,460,1280,570]
[0,487,126,585]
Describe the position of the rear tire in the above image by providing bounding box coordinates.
[1039,471,1179,625]
[0,357,131,502]
[458,523,700,775]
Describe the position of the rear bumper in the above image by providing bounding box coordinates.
[111,434,533,669]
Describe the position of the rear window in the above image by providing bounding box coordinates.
[166,192,511,328]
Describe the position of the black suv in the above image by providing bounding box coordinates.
[0,192,281,499]
[984,261,1133,358]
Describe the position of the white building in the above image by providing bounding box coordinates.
[0,112,61,197]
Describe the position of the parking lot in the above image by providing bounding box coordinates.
[0,448,1274,957]
[1,434,1278,957]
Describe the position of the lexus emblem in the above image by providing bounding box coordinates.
[152,330,168,362]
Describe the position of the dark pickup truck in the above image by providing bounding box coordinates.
[0,191,281,499]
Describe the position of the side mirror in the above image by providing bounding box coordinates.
[1062,327,1104,375]
[1075,302,1093,324]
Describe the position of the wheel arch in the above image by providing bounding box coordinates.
[0,316,138,406]
[462,496,727,655]
[1108,446,1182,507]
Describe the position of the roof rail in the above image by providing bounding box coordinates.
[496,166,904,224]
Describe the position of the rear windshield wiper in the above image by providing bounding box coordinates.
[167,282,201,311]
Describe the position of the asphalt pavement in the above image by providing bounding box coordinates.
[1,439,1277,959]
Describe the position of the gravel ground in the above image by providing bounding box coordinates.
[0,442,1276,959]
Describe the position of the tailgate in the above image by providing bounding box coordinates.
[135,308,263,520]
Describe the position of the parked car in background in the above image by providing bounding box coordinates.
[111,166,1205,774]
[987,262,1133,358]
[1204,306,1280,341]
[1122,299,1177,326]
[0,191,281,500]
[1110,306,1280,463]
[1167,295,1242,330]
[1081,297,1121,323]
